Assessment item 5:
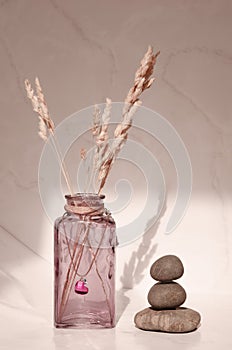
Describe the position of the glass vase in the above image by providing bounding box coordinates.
[54,193,116,328]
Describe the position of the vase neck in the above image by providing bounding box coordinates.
[64,193,105,216]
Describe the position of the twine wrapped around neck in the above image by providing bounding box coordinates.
[64,193,114,223]
[64,204,104,216]
[64,205,115,224]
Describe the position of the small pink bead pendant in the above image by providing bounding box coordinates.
[75,279,89,295]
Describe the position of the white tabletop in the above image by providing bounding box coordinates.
[0,225,231,350]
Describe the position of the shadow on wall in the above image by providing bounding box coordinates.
[116,196,167,323]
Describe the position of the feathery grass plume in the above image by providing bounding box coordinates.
[113,100,142,151]
[25,77,74,195]
[95,98,111,163]
[124,45,160,107]
[92,104,101,137]
[97,46,160,193]
[80,148,87,160]
[25,79,52,140]
[38,117,48,141]
[35,77,55,132]
[88,99,112,190]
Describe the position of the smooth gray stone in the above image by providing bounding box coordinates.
[150,255,184,282]
[134,307,201,333]
[148,282,186,309]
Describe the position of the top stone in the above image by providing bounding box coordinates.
[150,255,184,281]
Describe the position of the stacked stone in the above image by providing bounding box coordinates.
[134,255,201,333]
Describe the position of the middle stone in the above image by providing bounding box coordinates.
[148,282,186,309]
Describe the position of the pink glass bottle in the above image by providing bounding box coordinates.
[54,193,116,328]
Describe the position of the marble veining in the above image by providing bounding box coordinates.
[162,48,232,133]
[49,0,118,85]
[0,34,26,100]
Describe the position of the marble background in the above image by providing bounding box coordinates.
[0,1,232,349]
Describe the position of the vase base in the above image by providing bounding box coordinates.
[55,312,115,329]
[54,321,115,329]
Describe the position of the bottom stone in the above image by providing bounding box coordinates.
[134,307,201,333]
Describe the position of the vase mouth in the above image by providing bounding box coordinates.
[64,193,105,216]
[65,193,105,200]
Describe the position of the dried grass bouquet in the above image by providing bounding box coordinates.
[25,46,160,196]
